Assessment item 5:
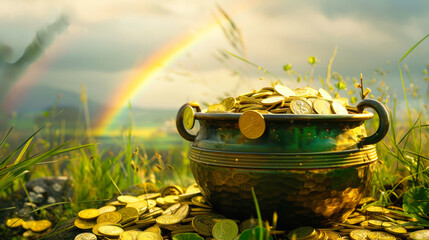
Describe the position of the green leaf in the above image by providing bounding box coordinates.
[335,81,347,90]
[283,64,292,71]
[308,56,317,65]
[238,227,273,240]
[172,233,204,240]
[350,96,358,104]
[403,186,429,218]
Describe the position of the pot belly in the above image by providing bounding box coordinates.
[189,146,377,228]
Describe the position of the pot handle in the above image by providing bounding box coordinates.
[356,99,390,147]
[176,103,200,142]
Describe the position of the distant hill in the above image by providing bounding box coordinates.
[13,85,100,114]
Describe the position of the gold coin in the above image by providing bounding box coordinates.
[183,105,196,130]
[118,207,139,224]
[207,104,226,113]
[118,195,140,204]
[239,110,266,139]
[191,196,211,208]
[144,226,161,234]
[385,226,407,235]
[164,195,179,205]
[318,88,333,100]
[156,197,165,206]
[98,224,124,237]
[137,193,161,200]
[78,208,101,220]
[251,91,273,98]
[287,226,317,239]
[74,232,97,240]
[74,217,97,229]
[186,184,200,193]
[313,99,333,114]
[290,99,313,114]
[97,211,122,224]
[294,87,318,97]
[107,200,126,206]
[350,229,372,240]
[409,230,429,240]
[155,214,181,226]
[127,201,148,214]
[147,199,157,208]
[220,97,237,111]
[366,206,385,214]
[331,101,349,114]
[163,203,181,215]
[161,185,184,197]
[92,222,113,236]
[274,85,296,97]
[368,220,383,227]
[333,97,349,106]
[22,220,36,230]
[137,231,163,240]
[99,205,116,214]
[261,95,285,105]
[192,215,217,237]
[174,204,190,220]
[368,231,395,240]
[6,218,24,228]
[31,219,52,232]
[345,215,366,225]
[120,230,143,240]
[324,230,342,239]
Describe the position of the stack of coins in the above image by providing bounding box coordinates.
[68,185,427,240]
[5,217,53,239]
[206,85,356,115]
[7,183,426,239]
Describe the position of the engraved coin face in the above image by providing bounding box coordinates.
[155,214,181,226]
[192,215,217,237]
[312,99,333,114]
[207,104,226,113]
[183,105,195,130]
[290,99,313,114]
[350,230,372,240]
[75,232,97,240]
[368,231,395,240]
[118,207,139,224]
[97,211,122,224]
[239,110,266,139]
[409,230,429,240]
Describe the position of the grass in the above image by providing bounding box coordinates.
[0,7,427,238]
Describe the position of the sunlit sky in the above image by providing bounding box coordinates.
[1,0,428,113]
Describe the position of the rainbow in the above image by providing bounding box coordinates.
[93,2,260,136]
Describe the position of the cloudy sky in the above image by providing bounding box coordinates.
[0,0,428,115]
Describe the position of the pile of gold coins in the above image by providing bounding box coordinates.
[5,217,52,238]
[6,185,428,240]
[205,85,355,115]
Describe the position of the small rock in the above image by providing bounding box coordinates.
[33,186,46,194]
[52,183,62,192]
[47,196,56,204]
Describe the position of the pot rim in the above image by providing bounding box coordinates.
[194,111,374,122]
